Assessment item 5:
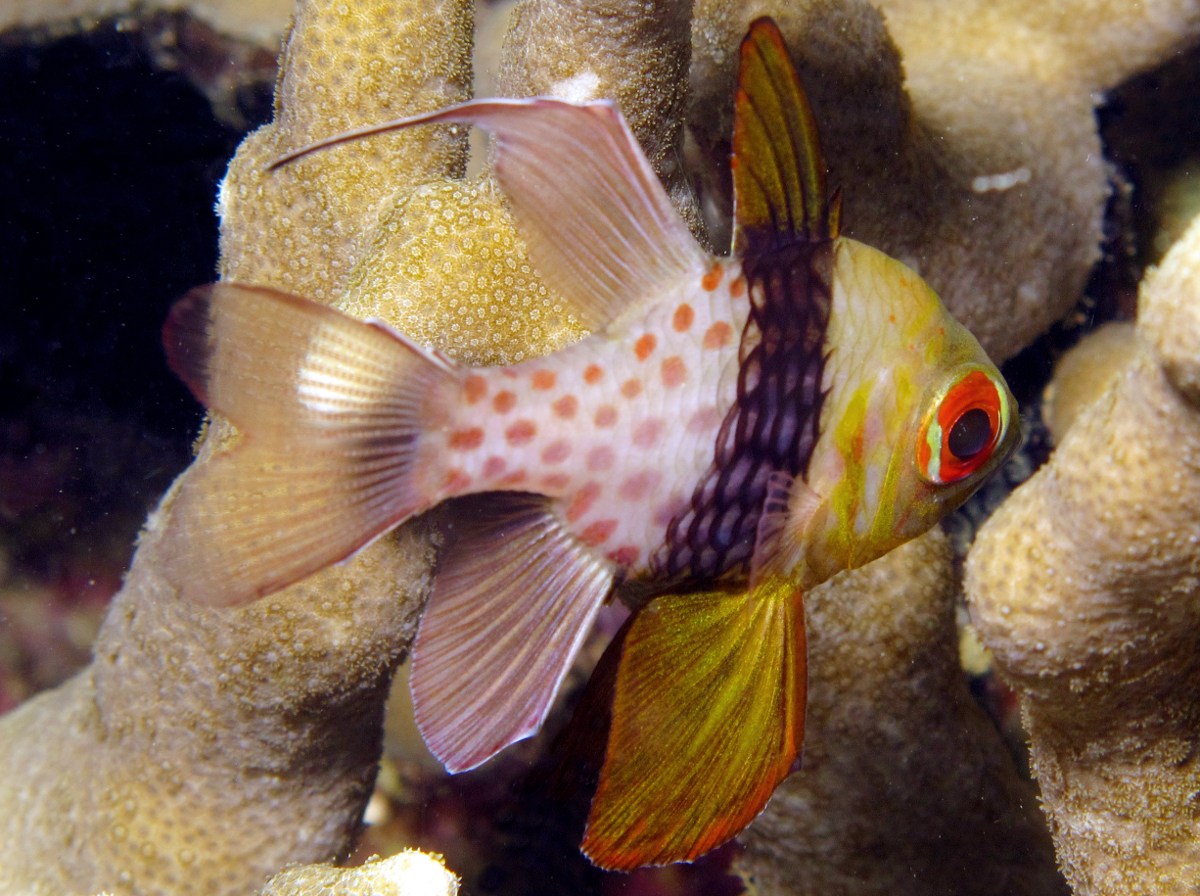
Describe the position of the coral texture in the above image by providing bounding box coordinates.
[260,850,458,896]
[2,0,1200,893]
[967,212,1200,896]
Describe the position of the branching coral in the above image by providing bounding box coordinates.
[967,212,1200,896]
[3,0,1200,893]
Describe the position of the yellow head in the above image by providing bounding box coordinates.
[792,238,1018,586]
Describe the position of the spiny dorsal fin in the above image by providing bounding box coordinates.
[732,17,838,255]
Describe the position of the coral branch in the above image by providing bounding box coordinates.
[967,213,1200,894]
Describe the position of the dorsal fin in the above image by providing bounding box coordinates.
[732,17,839,255]
[271,98,706,334]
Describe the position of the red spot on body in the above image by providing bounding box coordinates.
[619,470,662,501]
[580,519,618,546]
[687,405,722,434]
[448,427,484,450]
[499,468,528,486]
[443,468,471,492]
[542,440,571,464]
[542,472,572,490]
[703,321,733,350]
[587,446,616,471]
[532,369,557,390]
[672,304,695,332]
[566,482,602,522]
[493,390,517,413]
[634,333,657,361]
[661,356,687,388]
[463,374,488,404]
[730,276,746,298]
[633,419,664,449]
[505,420,537,445]
[620,379,643,400]
[584,364,604,384]
[595,405,618,428]
[483,456,507,479]
[701,263,723,291]
[552,395,578,419]
[607,545,640,566]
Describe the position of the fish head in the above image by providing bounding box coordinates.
[795,237,1018,582]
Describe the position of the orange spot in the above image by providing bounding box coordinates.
[607,545,640,566]
[463,374,488,404]
[499,468,528,486]
[687,405,722,434]
[587,446,615,471]
[661,356,686,388]
[620,379,643,400]
[584,364,604,384]
[634,333,657,361]
[672,304,695,332]
[595,405,618,428]
[482,456,507,479]
[701,263,723,291]
[580,519,618,546]
[619,470,662,501]
[730,276,746,298]
[566,482,602,522]
[552,395,578,419]
[542,440,571,464]
[633,419,664,448]
[443,468,471,493]
[505,420,537,445]
[703,321,734,350]
[542,472,571,490]
[532,369,557,390]
[493,390,517,413]
[448,427,484,450]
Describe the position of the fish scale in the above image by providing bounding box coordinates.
[430,261,749,572]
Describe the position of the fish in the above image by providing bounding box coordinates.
[161,17,1018,871]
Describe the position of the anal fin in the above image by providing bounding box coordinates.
[411,494,615,773]
[582,577,807,870]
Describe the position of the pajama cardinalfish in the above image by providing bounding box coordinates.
[162,18,1017,871]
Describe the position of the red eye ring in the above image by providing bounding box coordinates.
[917,370,1006,485]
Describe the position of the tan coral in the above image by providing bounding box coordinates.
[0,0,473,891]
[260,850,458,896]
[737,531,1067,896]
[966,212,1200,895]
[688,0,1200,362]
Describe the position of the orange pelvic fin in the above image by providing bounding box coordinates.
[582,577,807,869]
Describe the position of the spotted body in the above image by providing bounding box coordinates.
[425,261,748,575]
[162,18,1018,874]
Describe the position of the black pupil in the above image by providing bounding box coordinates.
[947,408,993,460]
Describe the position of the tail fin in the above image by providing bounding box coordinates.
[582,578,807,869]
[161,283,454,606]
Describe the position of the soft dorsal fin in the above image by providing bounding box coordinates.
[271,99,706,333]
[732,17,840,255]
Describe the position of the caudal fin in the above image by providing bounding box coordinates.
[582,578,807,869]
[162,283,454,606]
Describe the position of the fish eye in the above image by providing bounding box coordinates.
[917,368,1010,485]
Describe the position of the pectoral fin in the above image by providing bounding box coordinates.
[412,494,615,773]
[582,577,807,869]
